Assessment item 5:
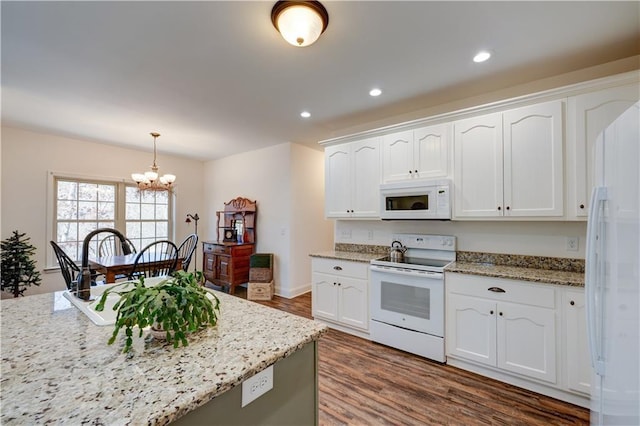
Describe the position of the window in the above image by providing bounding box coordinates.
[125,187,169,251]
[52,175,172,264]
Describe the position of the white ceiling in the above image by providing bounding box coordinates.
[2,1,639,161]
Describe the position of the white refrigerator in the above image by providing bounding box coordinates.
[586,101,640,425]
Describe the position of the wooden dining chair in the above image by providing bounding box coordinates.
[98,235,137,257]
[50,241,81,291]
[177,234,198,272]
[128,240,179,280]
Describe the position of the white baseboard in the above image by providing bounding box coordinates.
[276,282,311,299]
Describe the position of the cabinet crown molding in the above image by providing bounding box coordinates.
[319,70,639,147]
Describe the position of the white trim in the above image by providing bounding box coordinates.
[319,70,640,146]
[278,283,312,299]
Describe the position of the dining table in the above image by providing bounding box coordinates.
[89,253,183,283]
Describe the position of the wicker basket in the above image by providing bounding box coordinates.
[247,280,274,301]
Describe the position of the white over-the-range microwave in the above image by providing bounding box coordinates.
[379,179,452,220]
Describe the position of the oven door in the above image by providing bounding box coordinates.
[370,265,444,337]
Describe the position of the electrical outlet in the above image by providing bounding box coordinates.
[566,237,579,252]
[241,365,273,407]
[340,230,352,239]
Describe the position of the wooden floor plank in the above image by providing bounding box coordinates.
[237,288,590,425]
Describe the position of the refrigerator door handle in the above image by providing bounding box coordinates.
[586,185,607,376]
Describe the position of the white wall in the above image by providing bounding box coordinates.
[203,142,333,298]
[1,126,205,296]
[335,220,587,259]
[290,143,334,295]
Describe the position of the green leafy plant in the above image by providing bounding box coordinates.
[1,230,42,297]
[95,270,220,353]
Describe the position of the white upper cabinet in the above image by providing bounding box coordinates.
[566,84,640,219]
[325,144,351,217]
[325,137,381,218]
[453,100,564,218]
[382,124,450,183]
[503,101,564,217]
[453,112,504,217]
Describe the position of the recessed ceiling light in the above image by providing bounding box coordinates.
[473,50,491,63]
[369,88,382,97]
[300,111,311,118]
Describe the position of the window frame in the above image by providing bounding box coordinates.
[46,171,174,268]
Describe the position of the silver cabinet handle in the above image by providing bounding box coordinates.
[488,287,505,293]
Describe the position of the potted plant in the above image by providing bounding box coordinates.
[95,270,220,353]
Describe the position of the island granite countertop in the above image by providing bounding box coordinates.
[0,289,327,425]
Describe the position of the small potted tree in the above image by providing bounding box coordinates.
[95,270,220,353]
[1,230,42,297]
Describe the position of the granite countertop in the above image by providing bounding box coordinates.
[309,250,385,263]
[0,290,327,425]
[445,261,585,287]
[310,243,388,263]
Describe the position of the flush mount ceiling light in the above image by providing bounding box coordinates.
[131,132,176,192]
[473,50,492,63]
[271,1,329,47]
[369,88,382,97]
[300,111,311,118]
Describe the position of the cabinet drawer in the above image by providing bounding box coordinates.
[312,258,369,279]
[446,273,555,309]
[203,243,231,255]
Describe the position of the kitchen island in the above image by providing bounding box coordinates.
[0,289,327,425]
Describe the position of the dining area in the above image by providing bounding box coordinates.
[50,228,199,297]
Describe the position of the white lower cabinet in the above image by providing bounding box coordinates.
[447,275,556,384]
[311,258,369,335]
[564,289,591,395]
[446,273,589,408]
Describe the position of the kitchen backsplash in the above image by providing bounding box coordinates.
[456,251,585,273]
[334,243,585,273]
[334,243,389,256]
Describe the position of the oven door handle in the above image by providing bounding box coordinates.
[370,265,443,279]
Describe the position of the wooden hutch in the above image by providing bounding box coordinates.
[202,197,256,294]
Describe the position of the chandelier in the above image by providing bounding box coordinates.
[131,132,176,191]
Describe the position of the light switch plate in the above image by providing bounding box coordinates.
[241,365,273,407]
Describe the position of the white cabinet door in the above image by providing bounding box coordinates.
[566,84,640,219]
[351,138,381,218]
[337,276,368,331]
[312,272,338,322]
[414,123,450,179]
[382,130,413,182]
[564,289,591,394]
[446,293,497,366]
[324,145,351,218]
[497,302,557,383]
[503,100,564,217]
[453,113,503,217]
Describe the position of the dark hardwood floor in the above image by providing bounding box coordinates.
[235,287,590,425]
